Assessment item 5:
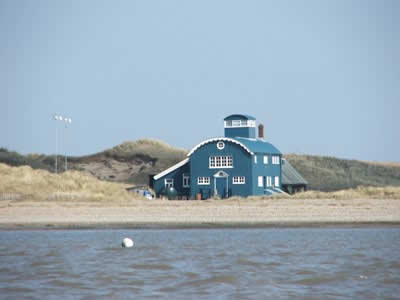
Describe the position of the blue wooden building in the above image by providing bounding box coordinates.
[153,114,285,199]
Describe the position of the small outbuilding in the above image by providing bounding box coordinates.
[281,159,308,194]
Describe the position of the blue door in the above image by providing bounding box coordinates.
[216,178,226,198]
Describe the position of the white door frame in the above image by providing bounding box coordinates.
[213,170,229,197]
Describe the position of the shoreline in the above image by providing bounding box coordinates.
[1,221,400,231]
[1,198,399,230]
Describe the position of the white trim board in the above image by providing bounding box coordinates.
[153,158,190,180]
[273,187,289,195]
[187,137,254,157]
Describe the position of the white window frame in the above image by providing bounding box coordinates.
[217,141,225,150]
[254,155,257,164]
[266,176,272,187]
[224,120,256,128]
[232,120,242,127]
[183,174,190,188]
[272,156,280,165]
[274,176,279,187]
[209,156,233,169]
[198,177,210,185]
[263,155,268,164]
[258,176,263,187]
[165,178,174,188]
[232,176,245,184]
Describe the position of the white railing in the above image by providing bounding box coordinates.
[224,120,256,128]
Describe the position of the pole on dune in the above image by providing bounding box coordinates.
[54,114,73,173]
[63,117,72,171]
[53,114,60,174]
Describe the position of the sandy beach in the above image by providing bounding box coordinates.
[0,198,399,229]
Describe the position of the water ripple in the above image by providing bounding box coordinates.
[0,228,399,299]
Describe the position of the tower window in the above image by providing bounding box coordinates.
[224,120,256,128]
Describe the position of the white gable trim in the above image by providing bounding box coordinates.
[187,137,254,157]
[213,170,229,178]
[153,158,190,180]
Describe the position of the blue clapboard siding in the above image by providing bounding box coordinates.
[189,140,252,198]
[153,161,190,197]
[252,154,282,195]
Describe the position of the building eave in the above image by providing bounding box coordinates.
[153,158,190,180]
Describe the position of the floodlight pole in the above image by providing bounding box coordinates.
[65,143,67,171]
[53,114,60,174]
[56,122,58,174]
[53,114,72,173]
[64,118,72,171]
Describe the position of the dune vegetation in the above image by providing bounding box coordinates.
[0,163,140,202]
[104,139,187,162]
[101,139,187,184]
[0,147,52,171]
[268,185,400,200]
[285,154,400,191]
[0,139,187,185]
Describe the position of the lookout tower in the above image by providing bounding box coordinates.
[224,114,256,139]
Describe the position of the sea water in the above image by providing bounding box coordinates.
[0,227,399,299]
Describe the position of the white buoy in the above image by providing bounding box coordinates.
[121,238,134,248]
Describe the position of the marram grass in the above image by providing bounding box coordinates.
[266,186,400,200]
[0,163,142,201]
[212,186,400,201]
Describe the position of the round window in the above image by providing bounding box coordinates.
[217,141,225,150]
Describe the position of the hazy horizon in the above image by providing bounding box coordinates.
[1,0,399,162]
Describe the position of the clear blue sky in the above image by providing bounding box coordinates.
[1,0,399,162]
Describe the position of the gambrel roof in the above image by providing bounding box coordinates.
[234,137,281,155]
